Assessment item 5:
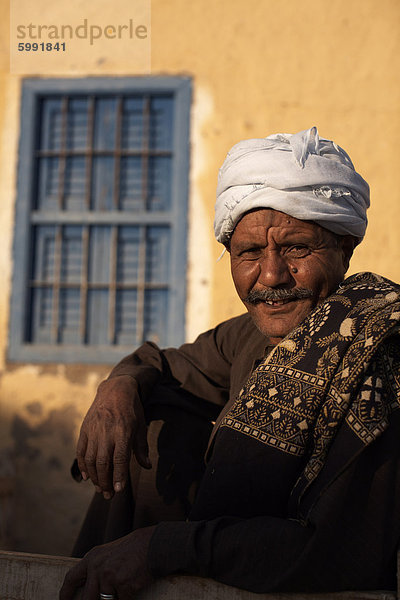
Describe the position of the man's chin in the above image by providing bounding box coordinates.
[247,300,314,342]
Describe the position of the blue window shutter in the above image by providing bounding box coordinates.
[9,77,191,363]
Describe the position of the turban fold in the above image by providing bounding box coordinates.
[214,127,370,244]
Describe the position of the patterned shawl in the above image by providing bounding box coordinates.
[220,272,400,508]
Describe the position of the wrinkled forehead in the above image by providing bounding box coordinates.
[229,207,339,247]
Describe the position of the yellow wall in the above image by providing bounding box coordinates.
[0,0,399,554]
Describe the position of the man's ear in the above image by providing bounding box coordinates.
[339,235,358,271]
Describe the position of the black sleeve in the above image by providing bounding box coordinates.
[147,415,400,593]
[107,314,252,410]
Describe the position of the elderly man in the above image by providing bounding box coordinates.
[61,127,400,599]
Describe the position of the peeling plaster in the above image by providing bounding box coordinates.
[186,85,214,342]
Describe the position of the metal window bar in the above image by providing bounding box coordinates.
[108,226,118,344]
[79,97,95,344]
[51,225,63,343]
[136,226,147,345]
[134,96,152,343]
[30,280,167,290]
[57,97,68,211]
[142,97,150,213]
[79,226,89,344]
[113,98,123,210]
[107,97,123,344]
[84,97,95,211]
[36,149,172,157]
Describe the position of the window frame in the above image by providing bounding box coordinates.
[8,76,191,363]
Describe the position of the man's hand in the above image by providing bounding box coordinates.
[76,375,152,499]
[59,526,156,600]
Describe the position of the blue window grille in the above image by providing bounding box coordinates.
[9,77,191,363]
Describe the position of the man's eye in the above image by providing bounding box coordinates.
[240,247,261,257]
[286,245,310,258]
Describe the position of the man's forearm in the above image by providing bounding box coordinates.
[106,317,242,410]
[108,342,165,401]
[147,506,393,594]
[147,516,312,592]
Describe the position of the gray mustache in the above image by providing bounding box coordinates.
[245,288,313,304]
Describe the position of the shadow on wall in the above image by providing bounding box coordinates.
[0,400,94,556]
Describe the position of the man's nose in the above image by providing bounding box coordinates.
[257,250,293,288]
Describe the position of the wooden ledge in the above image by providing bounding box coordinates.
[0,550,396,600]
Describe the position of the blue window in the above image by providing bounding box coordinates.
[9,77,191,363]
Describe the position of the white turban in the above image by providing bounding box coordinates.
[214,127,370,245]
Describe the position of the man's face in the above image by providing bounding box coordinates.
[229,209,351,344]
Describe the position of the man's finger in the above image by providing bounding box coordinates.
[96,446,114,495]
[59,560,87,599]
[112,441,131,492]
[81,573,100,600]
[98,570,118,600]
[116,583,136,600]
[133,420,152,470]
[84,439,100,487]
[76,431,88,481]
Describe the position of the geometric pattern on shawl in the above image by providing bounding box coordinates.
[220,272,400,489]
